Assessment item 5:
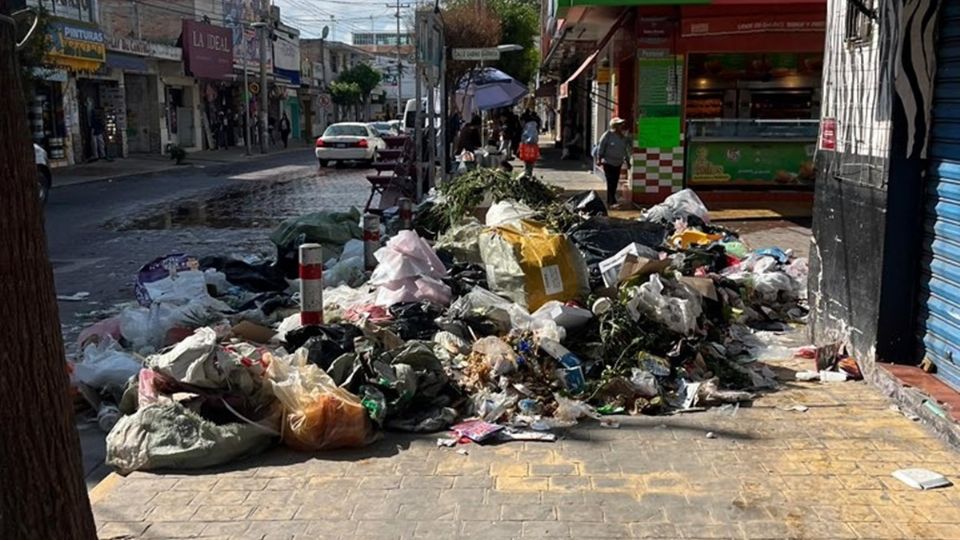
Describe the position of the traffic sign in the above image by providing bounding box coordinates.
[451,48,501,61]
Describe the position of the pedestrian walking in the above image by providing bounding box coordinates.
[517,117,540,177]
[268,116,277,147]
[596,117,631,208]
[279,113,291,148]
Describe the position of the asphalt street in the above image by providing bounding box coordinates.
[44,149,371,486]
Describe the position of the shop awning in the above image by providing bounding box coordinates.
[559,9,630,98]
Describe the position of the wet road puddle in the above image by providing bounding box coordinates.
[109,173,370,231]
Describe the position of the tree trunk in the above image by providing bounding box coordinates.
[0,4,98,539]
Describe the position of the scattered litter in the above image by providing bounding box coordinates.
[58,291,91,302]
[456,449,470,456]
[600,419,620,429]
[705,431,717,439]
[451,419,504,443]
[892,469,953,490]
[437,437,458,447]
[778,404,810,413]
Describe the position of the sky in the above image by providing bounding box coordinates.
[273,0,426,43]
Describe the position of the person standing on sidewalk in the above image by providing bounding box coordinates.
[279,113,291,148]
[518,118,540,177]
[91,109,109,161]
[596,117,630,208]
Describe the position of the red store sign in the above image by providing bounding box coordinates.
[820,118,837,151]
[182,20,233,80]
[682,13,825,37]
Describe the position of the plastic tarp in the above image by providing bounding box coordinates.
[479,220,590,311]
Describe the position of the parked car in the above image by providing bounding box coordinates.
[368,121,399,137]
[315,122,386,167]
[35,143,52,205]
[388,119,402,134]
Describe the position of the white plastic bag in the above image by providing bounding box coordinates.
[642,188,710,224]
[627,274,703,335]
[485,200,537,230]
[73,338,141,390]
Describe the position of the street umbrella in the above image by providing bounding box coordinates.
[456,67,528,113]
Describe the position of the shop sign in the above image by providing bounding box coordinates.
[106,52,149,74]
[820,118,837,150]
[682,14,825,37]
[596,67,611,84]
[182,20,233,81]
[46,20,105,72]
[274,32,301,85]
[106,36,181,61]
[687,140,816,185]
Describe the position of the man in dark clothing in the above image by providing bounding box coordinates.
[279,113,291,148]
[91,109,109,161]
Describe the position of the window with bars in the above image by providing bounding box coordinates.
[845,0,876,45]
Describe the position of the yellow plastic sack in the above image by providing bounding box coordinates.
[266,350,374,451]
[479,220,590,311]
[670,230,723,249]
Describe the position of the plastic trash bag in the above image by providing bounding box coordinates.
[479,220,590,311]
[73,338,142,391]
[630,369,660,398]
[531,301,593,330]
[324,240,366,288]
[642,188,710,225]
[370,230,452,307]
[472,336,518,375]
[199,256,289,293]
[134,254,201,306]
[485,200,538,230]
[271,209,363,278]
[119,303,191,352]
[435,219,485,265]
[567,216,667,267]
[267,350,375,451]
[565,191,607,217]
[106,400,275,474]
[626,274,703,335]
[553,394,601,424]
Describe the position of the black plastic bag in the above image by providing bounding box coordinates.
[388,302,443,341]
[283,324,364,368]
[565,191,608,217]
[200,256,289,293]
[567,216,667,267]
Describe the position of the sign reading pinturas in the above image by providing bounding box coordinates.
[182,20,233,80]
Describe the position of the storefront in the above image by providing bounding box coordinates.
[633,3,826,204]
[106,36,183,155]
[182,20,234,151]
[40,18,109,166]
[544,1,826,205]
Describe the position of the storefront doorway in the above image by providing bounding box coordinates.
[125,73,160,153]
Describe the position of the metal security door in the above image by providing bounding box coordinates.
[920,2,960,390]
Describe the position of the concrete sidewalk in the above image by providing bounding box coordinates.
[53,142,312,188]
[90,355,960,540]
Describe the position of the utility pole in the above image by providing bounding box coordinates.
[259,24,268,153]
[242,33,251,156]
[389,0,410,118]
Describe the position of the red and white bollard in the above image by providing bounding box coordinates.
[299,243,324,326]
[363,214,380,271]
[398,197,413,230]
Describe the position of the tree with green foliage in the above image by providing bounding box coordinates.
[337,63,382,121]
[328,80,361,121]
[488,0,539,86]
[442,0,539,86]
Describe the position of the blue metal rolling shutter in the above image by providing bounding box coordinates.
[920,2,960,390]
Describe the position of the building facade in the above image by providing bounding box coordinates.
[27,0,305,166]
[810,0,958,388]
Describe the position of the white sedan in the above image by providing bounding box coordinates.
[315,122,386,167]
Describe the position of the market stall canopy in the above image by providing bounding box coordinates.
[456,67,529,113]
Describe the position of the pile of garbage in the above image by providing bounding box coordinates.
[69,176,811,473]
